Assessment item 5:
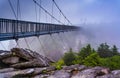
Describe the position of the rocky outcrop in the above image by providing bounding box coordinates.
[0,48,120,78]
[0,48,55,78]
[71,67,110,78]
[0,48,54,68]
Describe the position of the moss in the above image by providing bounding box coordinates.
[51,59,64,70]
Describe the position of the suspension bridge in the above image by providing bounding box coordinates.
[0,0,80,52]
[0,18,79,41]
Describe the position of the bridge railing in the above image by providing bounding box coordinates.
[0,18,80,41]
[0,18,79,33]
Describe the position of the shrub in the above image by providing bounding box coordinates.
[52,59,64,70]
[63,49,76,66]
[72,55,83,64]
[100,55,120,70]
[78,44,94,60]
[83,52,101,67]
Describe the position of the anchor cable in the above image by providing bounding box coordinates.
[33,0,64,24]
[52,0,72,25]
[8,0,17,19]
[0,42,7,50]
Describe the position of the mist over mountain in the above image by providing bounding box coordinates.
[0,0,120,59]
[81,22,120,50]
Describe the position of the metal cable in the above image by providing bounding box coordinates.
[0,42,7,50]
[17,0,19,20]
[33,0,64,25]
[52,0,72,25]
[60,33,70,50]
[17,0,21,20]
[35,2,38,22]
[51,0,54,23]
[8,0,17,19]
[24,38,31,49]
[18,0,21,19]
[39,0,41,22]
[37,36,46,54]
[8,0,20,48]
[29,37,36,44]
[57,33,68,50]
[63,32,71,49]
[59,10,61,22]
[45,13,48,23]
[37,0,48,55]
[50,35,61,52]
[50,35,63,58]
[15,39,20,48]
[15,0,21,48]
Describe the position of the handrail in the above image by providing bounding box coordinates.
[0,18,80,41]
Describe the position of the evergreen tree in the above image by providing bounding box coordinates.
[63,48,76,66]
[97,43,112,58]
[78,44,93,59]
[111,45,119,55]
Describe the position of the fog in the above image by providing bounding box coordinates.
[0,0,120,59]
[0,22,120,60]
[80,22,120,50]
[8,31,84,60]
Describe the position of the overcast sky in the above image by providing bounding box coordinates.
[0,0,120,24]
[0,0,120,50]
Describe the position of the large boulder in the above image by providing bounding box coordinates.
[0,48,54,69]
[48,70,71,78]
[2,56,19,64]
[96,74,114,78]
[0,68,34,78]
[0,66,55,78]
[71,66,110,78]
[112,70,120,78]
[0,68,15,73]
[0,50,12,60]
[11,48,34,61]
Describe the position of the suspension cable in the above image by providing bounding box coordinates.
[45,12,48,23]
[8,0,20,48]
[52,0,72,25]
[50,35,61,53]
[15,39,20,48]
[51,0,72,51]
[0,42,7,50]
[51,0,54,23]
[33,0,64,24]
[34,0,45,53]
[35,1,38,22]
[56,34,66,51]
[24,38,31,49]
[59,10,61,22]
[18,0,21,19]
[59,32,70,50]
[39,0,41,22]
[50,35,63,58]
[8,0,17,19]
[37,0,46,53]
[57,33,68,50]
[17,0,19,20]
[37,36,46,54]
[15,0,21,48]
[63,32,71,49]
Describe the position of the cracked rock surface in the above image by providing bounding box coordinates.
[0,48,120,78]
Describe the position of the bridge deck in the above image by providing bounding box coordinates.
[0,18,80,41]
